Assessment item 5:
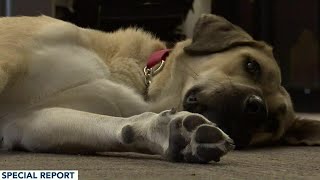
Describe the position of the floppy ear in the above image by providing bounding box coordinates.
[184,14,254,55]
[283,116,320,145]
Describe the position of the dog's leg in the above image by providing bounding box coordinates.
[2,107,234,163]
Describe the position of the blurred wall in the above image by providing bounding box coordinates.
[183,0,212,38]
[1,0,54,16]
[0,0,4,16]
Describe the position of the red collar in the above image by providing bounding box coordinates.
[146,49,171,69]
[144,49,171,86]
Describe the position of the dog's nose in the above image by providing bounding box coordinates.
[242,94,268,131]
[243,95,265,114]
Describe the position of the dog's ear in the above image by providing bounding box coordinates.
[283,116,320,145]
[184,14,254,55]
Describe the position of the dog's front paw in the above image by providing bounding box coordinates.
[159,110,234,163]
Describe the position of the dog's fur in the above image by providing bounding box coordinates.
[0,14,319,163]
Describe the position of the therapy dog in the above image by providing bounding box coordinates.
[0,14,319,163]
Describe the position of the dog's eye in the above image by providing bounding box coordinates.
[244,59,261,78]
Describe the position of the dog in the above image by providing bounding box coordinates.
[0,14,319,163]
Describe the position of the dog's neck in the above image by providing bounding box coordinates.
[146,41,191,112]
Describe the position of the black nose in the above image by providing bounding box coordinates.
[243,95,265,114]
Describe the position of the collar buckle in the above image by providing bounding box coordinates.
[143,60,165,86]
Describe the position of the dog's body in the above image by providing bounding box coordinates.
[0,15,319,163]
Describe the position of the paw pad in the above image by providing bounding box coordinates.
[183,114,208,131]
[195,125,224,143]
[121,125,134,144]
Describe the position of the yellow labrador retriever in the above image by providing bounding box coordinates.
[0,14,318,163]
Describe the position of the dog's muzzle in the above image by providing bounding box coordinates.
[183,85,271,148]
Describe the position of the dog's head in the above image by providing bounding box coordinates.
[150,14,320,148]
